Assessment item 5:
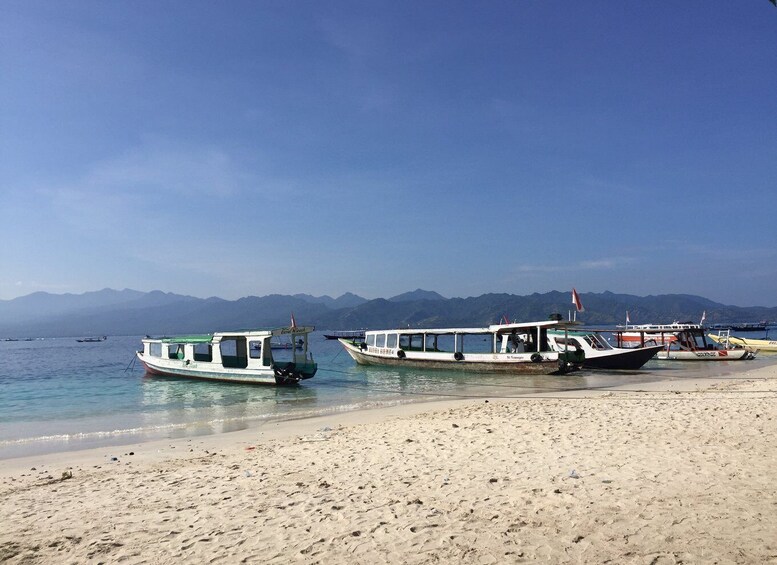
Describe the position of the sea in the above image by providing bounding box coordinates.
[2,331,775,460]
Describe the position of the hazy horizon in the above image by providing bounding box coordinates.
[2,286,776,310]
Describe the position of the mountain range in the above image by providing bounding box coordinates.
[0,288,775,338]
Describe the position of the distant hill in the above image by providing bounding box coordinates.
[0,288,775,338]
[292,292,368,309]
[388,289,447,302]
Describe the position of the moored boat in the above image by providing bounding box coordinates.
[652,327,756,361]
[708,333,777,352]
[338,319,585,374]
[136,326,317,385]
[614,322,698,347]
[709,322,770,332]
[547,329,663,370]
[76,336,108,343]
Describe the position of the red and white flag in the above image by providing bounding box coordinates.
[290,312,297,329]
[572,288,584,312]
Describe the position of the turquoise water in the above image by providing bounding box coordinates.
[1,332,774,459]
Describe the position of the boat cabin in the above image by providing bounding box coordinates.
[362,321,562,356]
[141,327,314,372]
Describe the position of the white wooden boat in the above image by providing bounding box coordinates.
[708,333,777,352]
[338,320,585,374]
[547,330,663,370]
[614,322,699,347]
[654,327,756,361]
[136,326,317,385]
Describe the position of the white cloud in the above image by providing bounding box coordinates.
[514,256,633,275]
[82,141,247,198]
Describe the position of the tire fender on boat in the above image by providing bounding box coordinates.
[397,350,406,359]
[531,353,543,363]
[454,352,464,361]
[359,342,368,351]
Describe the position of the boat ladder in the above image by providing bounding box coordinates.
[717,329,732,349]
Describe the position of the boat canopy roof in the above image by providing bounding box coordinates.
[153,334,214,344]
[142,325,315,343]
[548,329,602,337]
[615,322,701,331]
[365,320,574,336]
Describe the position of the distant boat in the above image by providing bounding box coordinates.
[323,330,366,341]
[136,325,317,385]
[269,339,304,350]
[338,319,585,374]
[708,322,769,332]
[76,336,107,343]
[614,322,698,347]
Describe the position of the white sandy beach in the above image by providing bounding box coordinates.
[2,364,777,564]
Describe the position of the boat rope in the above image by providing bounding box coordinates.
[329,345,346,363]
[123,354,137,373]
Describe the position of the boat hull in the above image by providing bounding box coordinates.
[582,345,664,370]
[655,349,752,361]
[137,354,316,385]
[339,340,578,375]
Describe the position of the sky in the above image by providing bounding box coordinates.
[1,1,776,307]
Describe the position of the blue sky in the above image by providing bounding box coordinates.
[1,1,776,306]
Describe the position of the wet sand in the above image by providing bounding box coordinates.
[1,363,776,564]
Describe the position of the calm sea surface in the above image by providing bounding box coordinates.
[2,331,775,459]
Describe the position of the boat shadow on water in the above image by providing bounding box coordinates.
[327,363,657,399]
[141,373,319,409]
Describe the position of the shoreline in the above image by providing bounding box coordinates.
[2,363,776,563]
[3,354,772,465]
[1,361,774,476]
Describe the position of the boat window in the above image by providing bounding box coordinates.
[506,332,527,353]
[367,334,376,347]
[386,333,398,348]
[168,344,185,359]
[249,340,262,359]
[376,334,386,348]
[426,334,453,352]
[461,333,491,353]
[399,334,423,350]
[220,337,248,369]
[523,332,537,352]
[592,334,611,349]
[193,343,212,362]
[683,331,707,349]
[149,342,162,357]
